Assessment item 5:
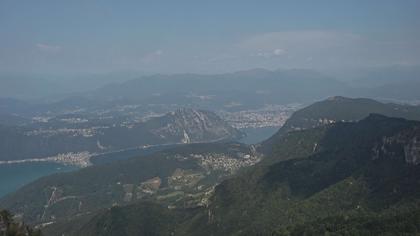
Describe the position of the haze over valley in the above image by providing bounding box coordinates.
[1,1,420,235]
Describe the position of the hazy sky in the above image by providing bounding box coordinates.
[1,0,420,74]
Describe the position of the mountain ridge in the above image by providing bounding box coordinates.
[41,114,420,236]
[0,108,242,162]
[3,97,420,235]
[260,96,420,156]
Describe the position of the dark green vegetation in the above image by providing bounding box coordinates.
[201,114,420,235]
[0,142,259,228]
[42,202,200,236]
[0,210,41,236]
[276,96,420,135]
[3,97,420,235]
[22,114,420,236]
[261,96,420,154]
[273,210,420,236]
[49,115,420,235]
[0,108,243,161]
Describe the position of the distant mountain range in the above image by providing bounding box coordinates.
[3,67,420,113]
[1,67,420,140]
[91,69,348,110]
[0,108,243,161]
[2,96,420,235]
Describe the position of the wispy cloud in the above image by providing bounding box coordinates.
[36,43,62,53]
[240,30,362,52]
[140,49,164,63]
[255,48,287,58]
[234,30,369,68]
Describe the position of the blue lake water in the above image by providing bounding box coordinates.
[239,126,279,144]
[0,127,279,198]
[0,162,77,198]
[0,145,180,198]
[91,144,181,165]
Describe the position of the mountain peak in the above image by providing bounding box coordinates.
[231,68,272,77]
[364,113,390,121]
[159,108,243,143]
[326,96,351,102]
[172,107,196,115]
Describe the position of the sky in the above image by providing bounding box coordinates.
[1,0,420,75]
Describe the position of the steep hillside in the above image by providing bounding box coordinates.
[261,96,420,154]
[0,209,41,236]
[146,108,243,143]
[198,115,420,235]
[58,115,420,236]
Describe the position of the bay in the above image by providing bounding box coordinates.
[0,162,77,198]
[0,127,279,198]
[239,126,279,144]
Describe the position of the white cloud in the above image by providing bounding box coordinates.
[235,30,371,68]
[184,30,420,72]
[141,49,164,63]
[240,30,362,52]
[36,43,61,53]
[255,48,287,58]
[153,49,163,56]
[273,48,286,56]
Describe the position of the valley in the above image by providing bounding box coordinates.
[0,99,299,162]
[2,96,420,235]
[2,2,420,235]
[0,103,295,198]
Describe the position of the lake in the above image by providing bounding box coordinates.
[0,126,279,198]
[0,162,77,198]
[239,126,279,144]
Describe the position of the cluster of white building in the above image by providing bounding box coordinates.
[0,151,93,168]
[219,104,301,129]
[192,153,261,174]
[24,126,107,138]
